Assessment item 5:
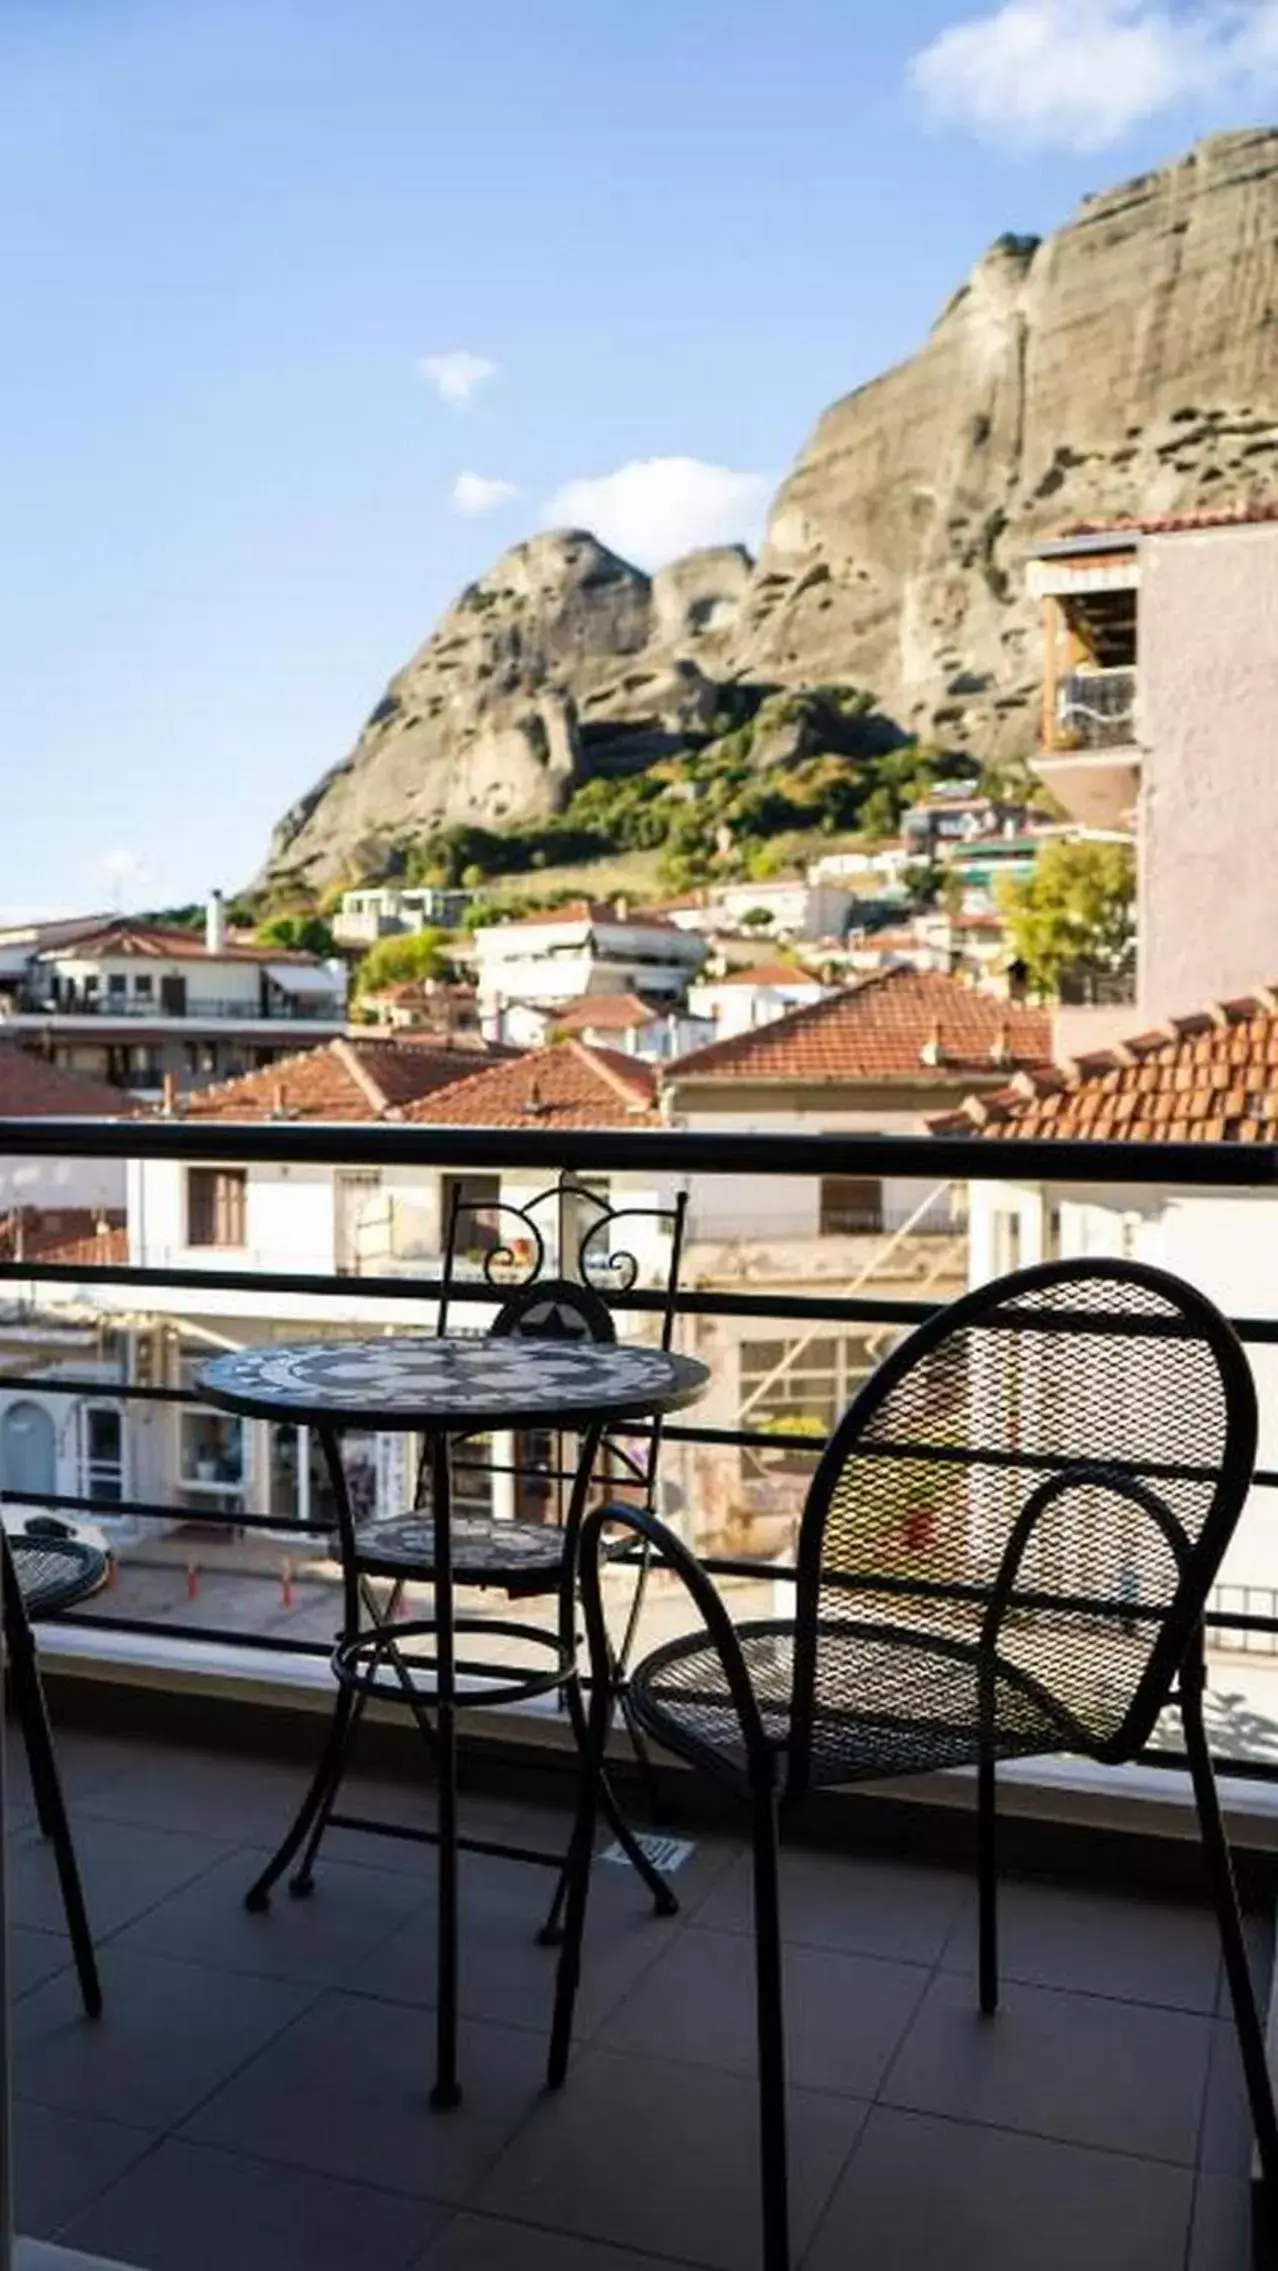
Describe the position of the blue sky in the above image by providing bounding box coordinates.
[2,0,1273,918]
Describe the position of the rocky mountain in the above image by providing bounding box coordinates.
[263,128,1278,893]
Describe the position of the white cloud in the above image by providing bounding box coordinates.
[417,350,498,408]
[909,0,1278,151]
[540,456,771,569]
[451,472,519,517]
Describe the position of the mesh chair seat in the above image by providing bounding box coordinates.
[630,1614,1142,1788]
[352,1510,633,1596]
[9,1535,107,1618]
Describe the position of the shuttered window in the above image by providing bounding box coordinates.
[187,1168,247,1248]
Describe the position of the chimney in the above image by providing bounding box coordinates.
[272,1079,287,1118]
[989,1020,1011,1069]
[161,1071,178,1117]
[614,895,629,921]
[919,1020,945,1069]
[206,890,227,955]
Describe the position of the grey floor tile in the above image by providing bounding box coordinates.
[183,1991,546,2203]
[881,1968,1213,2165]
[57,2137,444,2271]
[476,2041,863,2271]
[1189,2170,1264,2269]
[804,2105,1194,2271]
[11,1927,74,2000]
[356,1846,684,2038]
[76,1741,335,1847]
[692,1844,967,1965]
[417,2212,702,2269]
[1200,2018,1264,2175]
[5,1726,144,1808]
[112,1844,430,1987]
[599,1922,929,2098]
[7,1816,234,1940]
[942,1877,1223,2011]
[13,2101,155,2237]
[14,1946,315,2130]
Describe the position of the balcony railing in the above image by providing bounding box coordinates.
[1054,665,1137,750]
[6,992,344,1022]
[1,1118,1278,1782]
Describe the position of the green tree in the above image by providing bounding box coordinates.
[998,839,1136,997]
[256,913,335,956]
[352,928,449,996]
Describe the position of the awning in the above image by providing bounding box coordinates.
[265,962,340,998]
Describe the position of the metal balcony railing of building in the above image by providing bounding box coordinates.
[4,1115,1278,1782]
[1056,664,1137,749]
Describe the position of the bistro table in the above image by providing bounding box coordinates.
[197,1331,708,2108]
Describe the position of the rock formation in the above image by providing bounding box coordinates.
[263,128,1278,892]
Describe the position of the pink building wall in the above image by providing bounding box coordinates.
[1139,523,1278,1023]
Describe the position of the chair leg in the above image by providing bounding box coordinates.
[289,1681,368,1896]
[244,1682,357,1912]
[7,1615,59,1839]
[977,1749,998,2016]
[1183,1681,1278,2211]
[751,1771,790,2271]
[547,1704,604,2087]
[9,1636,100,2017]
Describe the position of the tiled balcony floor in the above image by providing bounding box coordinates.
[3,1722,1269,2270]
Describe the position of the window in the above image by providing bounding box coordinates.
[820,1177,883,1235]
[83,1406,123,1504]
[187,1167,247,1247]
[134,973,153,998]
[107,973,126,998]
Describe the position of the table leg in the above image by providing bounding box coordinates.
[430,1429,461,2111]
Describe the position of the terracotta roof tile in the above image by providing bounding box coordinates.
[31,918,326,968]
[704,964,818,988]
[930,986,1278,1143]
[0,1046,131,1117]
[668,969,1051,1085]
[404,1040,659,1129]
[181,1036,516,1122]
[1060,500,1278,540]
[548,994,660,1033]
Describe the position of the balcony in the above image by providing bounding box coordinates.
[5,994,344,1026]
[1055,666,1137,751]
[1033,667,1141,831]
[2,1117,1278,2268]
[6,1707,1268,2271]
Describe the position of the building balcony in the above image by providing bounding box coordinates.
[5,1699,1267,2271]
[1032,668,1141,830]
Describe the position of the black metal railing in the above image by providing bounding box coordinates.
[3,1115,1278,1781]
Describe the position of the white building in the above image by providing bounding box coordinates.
[332,883,474,946]
[0,898,347,1099]
[686,962,830,1044]
[474,901,707,1045]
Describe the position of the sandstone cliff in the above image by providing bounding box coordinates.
[263,128,1278,892]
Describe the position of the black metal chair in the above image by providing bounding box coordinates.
[550,1257,1278,2271]
[3,1526,104,2017]
[245,1177,688,1924]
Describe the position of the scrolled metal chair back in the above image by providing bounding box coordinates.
[788,1258,1256,1797]
[438,1175,687,1351]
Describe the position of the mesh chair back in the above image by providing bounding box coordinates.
[789,1259,1256,1792]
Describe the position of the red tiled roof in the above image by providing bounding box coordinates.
[32,918,323,968]
[0,1207,126,1264]
[549,994,659,1033]
[404,1040,659,1128]
[1060,500,1278,540]
[705,963,817,988]
[180,1036,515,1122]
[668,969,1051,1084]
[930,986,1278,1144]
[0,1046,130,1117]
[489,901,682,935]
